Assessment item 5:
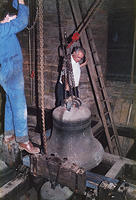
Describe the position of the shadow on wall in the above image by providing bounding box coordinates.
[0,86,5,134]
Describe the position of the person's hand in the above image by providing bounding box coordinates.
[80,59,88,67]
[65,83,70,91]
[18,0,25,4]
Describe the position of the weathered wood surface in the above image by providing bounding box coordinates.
[1,140,21,167]
[0,176,30,200]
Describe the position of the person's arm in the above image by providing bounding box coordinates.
[80,59,88,67]
[65,80,70,91]
[0,2,29,37]
[13,0,24,8]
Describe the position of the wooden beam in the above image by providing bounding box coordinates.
[0,176,30,200]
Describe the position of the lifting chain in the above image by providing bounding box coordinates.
[63,53,82,111]
[27,0,39,31]
[27,0,39,104]
[64,54,75,98]
[38,0,47,154]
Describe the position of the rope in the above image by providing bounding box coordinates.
[28,28,33,104]
[38,0,47,154]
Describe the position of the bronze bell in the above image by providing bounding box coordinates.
[47,105,104,170]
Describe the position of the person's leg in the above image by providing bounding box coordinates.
[0,72,15,142]
[4,94,15,142]
[4,94,14,136]
[8,89,40,153]
[8,89,29,143]
[4,63,40,154]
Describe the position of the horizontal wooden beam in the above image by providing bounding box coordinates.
[0,176,30,200]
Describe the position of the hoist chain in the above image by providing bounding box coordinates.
[63,54,81,111]
[64,54,75,99]
[38,0,47,154]
[27,0,39,31]
[62,33,77,100]
[27,0,39,104]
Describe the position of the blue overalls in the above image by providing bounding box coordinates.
[0,4,29,143]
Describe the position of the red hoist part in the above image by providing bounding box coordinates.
[30,71,35,79]
[67,32,80,49]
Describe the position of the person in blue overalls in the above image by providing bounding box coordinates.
[0,0,40,154]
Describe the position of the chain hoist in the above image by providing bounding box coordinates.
[67,0,103,49]
[27,0,39,31]
[62,33,82,111]
[58,3,105,111]
[27,0,39,104]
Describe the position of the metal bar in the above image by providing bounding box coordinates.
[76,0,103,34]
[86,171,118,189]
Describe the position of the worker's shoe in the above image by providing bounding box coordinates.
[19,141,40,154]
[3,135,15,143]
